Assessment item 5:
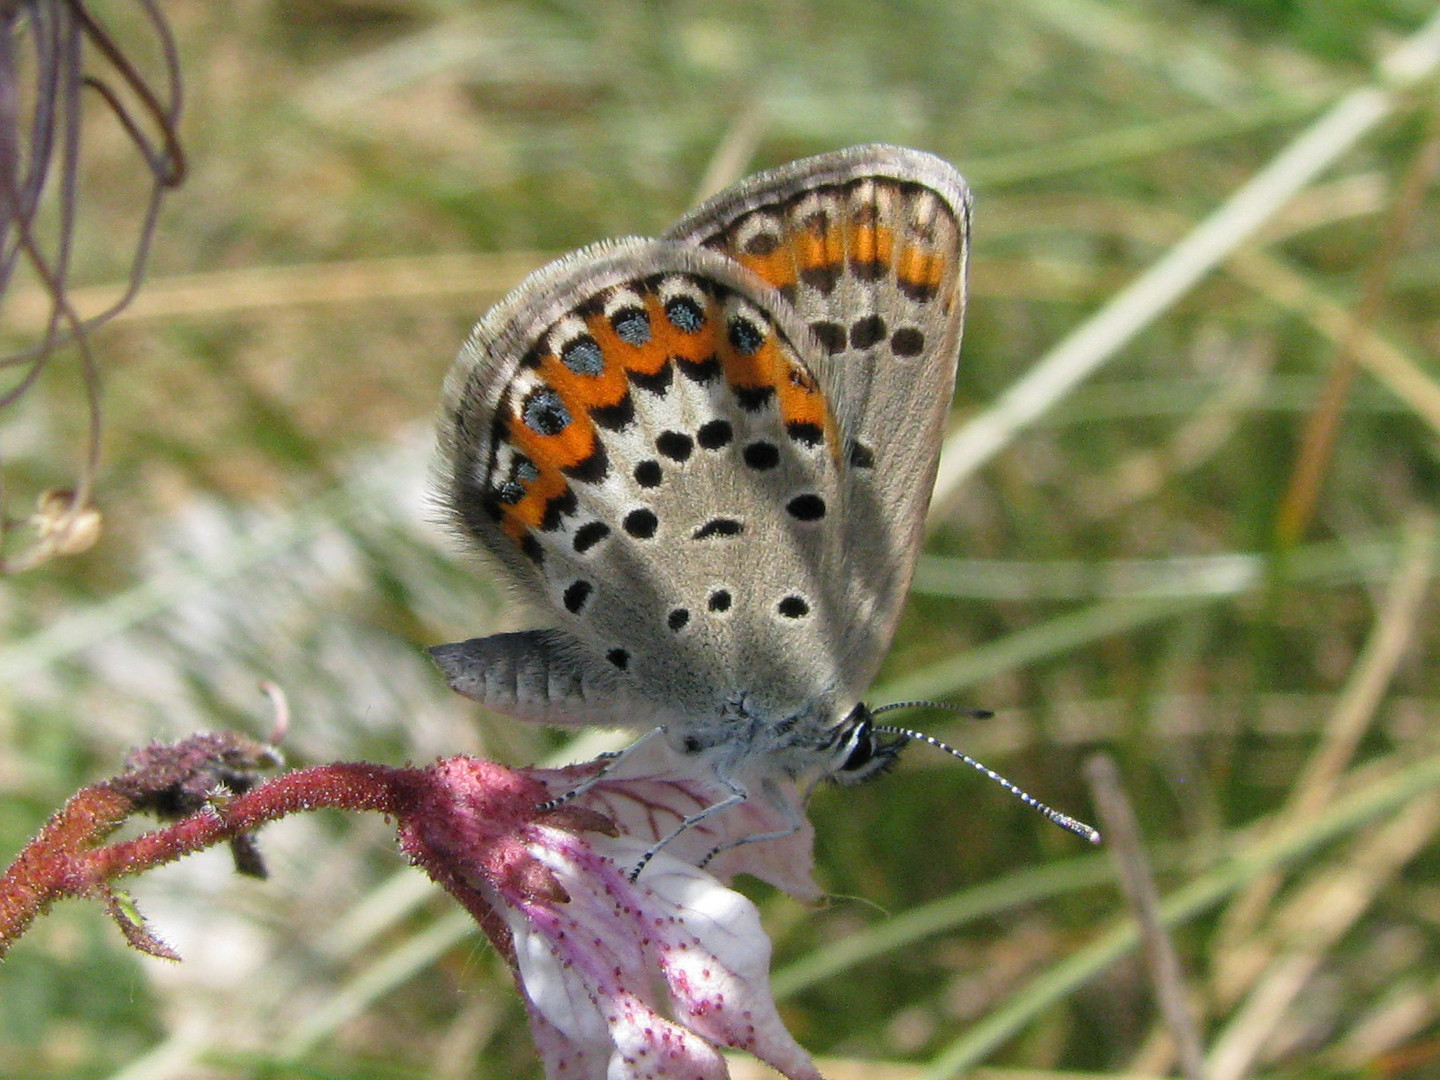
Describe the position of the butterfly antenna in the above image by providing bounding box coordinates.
[870,702,1101,844]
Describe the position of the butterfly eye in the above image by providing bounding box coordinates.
[830,706,907,784]
[839,723,876,773]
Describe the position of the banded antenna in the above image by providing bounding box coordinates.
[871,701,1101,845]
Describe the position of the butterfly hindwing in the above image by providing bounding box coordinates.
[435,239,856,730]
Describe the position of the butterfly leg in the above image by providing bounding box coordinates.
[627,778,751,882]
[695,778,804,870]
[534,726,668,812]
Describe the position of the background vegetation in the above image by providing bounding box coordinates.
[3,1,1439,1077]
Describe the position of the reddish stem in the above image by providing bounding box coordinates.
[0,761,416,959]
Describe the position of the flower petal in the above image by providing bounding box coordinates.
[534,738,822,900]
[496,828,821,1080]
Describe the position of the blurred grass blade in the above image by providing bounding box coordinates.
[772,855,1114,999]
[928,7,1440,515]
[922,747,1440,1079]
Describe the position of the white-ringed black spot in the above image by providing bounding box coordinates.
[633,460,662,488]
[849,315,887,350]
[693,518,742,540]
[667,608,690,631]
[522,387,570,436]
[572,521,611,553]
[697,419,733,449]
[664,295,705,334]
[727,316,765,355]
[563,580,593,614]
[655,430,693,461]
[607,648,630,670]
[742,441,779,470]
[611,307,651,346]
[809,320,846,354]
[891,327,926,357]
[786,494,826,521]
[623,508,659,539]
[561,335,604,375]
[707,589,732,612]
[778,595,810,618]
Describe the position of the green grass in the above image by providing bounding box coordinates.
[3,1,1440,1078]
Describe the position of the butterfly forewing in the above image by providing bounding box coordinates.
[436,239,857,731]
[665,144,971,696]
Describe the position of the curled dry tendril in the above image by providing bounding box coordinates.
[0,0,184,571]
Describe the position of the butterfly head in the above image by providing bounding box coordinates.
[824,703,910,785]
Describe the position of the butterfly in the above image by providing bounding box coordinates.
[430,144,971,867]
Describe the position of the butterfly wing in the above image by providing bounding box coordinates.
[665,145,971,697]
[433,239,860,734]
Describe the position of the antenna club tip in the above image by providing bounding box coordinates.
[1056,815,1102,844]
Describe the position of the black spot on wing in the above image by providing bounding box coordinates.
[540,487,578,531]
[664,295,706,333]
[849,315,886,350]
[628,362,673,395]
[573,521,611,553]
[727,316,766,355]
[778,595,810,618]
[786,421,823,447]
[743,441,779,470]
[697,420,733,449]
[623,508,658,539]
[522,387,570,436]
[656,430,694,462]
[563,580,593,614]
[561,335,604,375]
[735,385,774,411]
[633,460,662,488]
[611,307,651,346]
[562,441,609,484]
[891,327,926,357]
[809,321,846,354]
[676,354,720,382]
[693,518,743,540]
[786,494,826,521]
[848,441,875,469]
[590,393,635,432]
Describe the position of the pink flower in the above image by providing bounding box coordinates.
[397,751,826,1080]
